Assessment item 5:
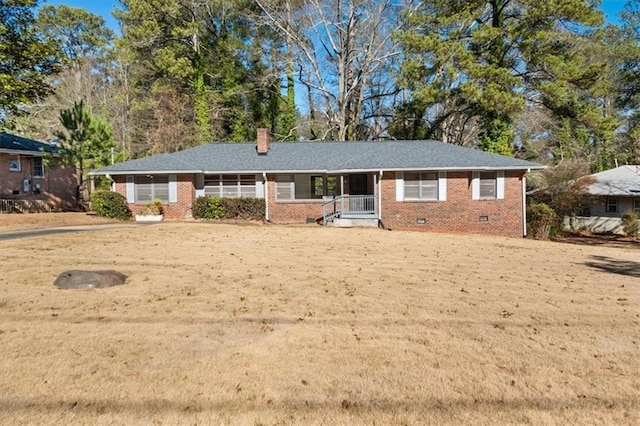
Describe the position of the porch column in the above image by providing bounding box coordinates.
[340,175,345,213]
[374,173,378,216]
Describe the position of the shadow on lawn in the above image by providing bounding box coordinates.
[2,394,638,416]
[553,232,640,250]
[585,255,640,278]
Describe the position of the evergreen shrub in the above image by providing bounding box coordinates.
[192,196,265,220]
[90,190,132,220]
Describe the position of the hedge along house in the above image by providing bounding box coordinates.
[90,129,545,237]
[1,132,77,211]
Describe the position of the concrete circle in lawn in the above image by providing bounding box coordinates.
[54,270,127,289]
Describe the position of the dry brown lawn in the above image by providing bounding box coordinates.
[0,220,638,425]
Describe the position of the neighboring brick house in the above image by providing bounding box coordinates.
[1,132,76,211]
[91,129,544,237]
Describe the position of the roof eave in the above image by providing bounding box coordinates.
[90,169,203,176]
[587,191,640,196]
[334,165,546,173]
[91,164,546,176]
[0,148,46,157]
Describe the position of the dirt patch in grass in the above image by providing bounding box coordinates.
[1,223,638,424]
[0,212,121,232]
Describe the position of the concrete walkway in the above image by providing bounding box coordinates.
[0,223,148,241]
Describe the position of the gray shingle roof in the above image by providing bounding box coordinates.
[586,165,640,196]
[91,140,544,175]
[0,132,57,155]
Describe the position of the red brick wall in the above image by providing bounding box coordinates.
[0,153,77,210]
[113,174,195,219]
[265,177,324,223]
[380,171,525,237]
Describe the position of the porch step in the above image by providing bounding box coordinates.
[328,217,380,228]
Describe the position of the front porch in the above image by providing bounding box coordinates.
[320,172,379,226]
[268,171,381,226]
[321,194,378,225]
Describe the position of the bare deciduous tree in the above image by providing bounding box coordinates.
[256,0,405,141]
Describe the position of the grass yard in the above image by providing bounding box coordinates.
[0,222,638,425]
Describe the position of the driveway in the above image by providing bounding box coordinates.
[0,223,148,241]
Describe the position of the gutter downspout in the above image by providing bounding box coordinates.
[378,170,383,221]
[263,172,269,222]
[522,170,528,237]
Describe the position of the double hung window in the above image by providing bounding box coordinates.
[135,175,169,202]
[404,172,438,200]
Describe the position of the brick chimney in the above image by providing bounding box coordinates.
[256,128,270,155]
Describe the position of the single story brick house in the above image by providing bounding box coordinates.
[1,132,76,211]
[567,165,640,234]
[90,129,544,237]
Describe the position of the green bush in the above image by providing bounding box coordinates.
[621,210,639,238]
[527,202,556,240]
[192,196,265,220]
[192,196,226,219]
[90,190,132,220]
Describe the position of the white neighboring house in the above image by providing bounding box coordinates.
[570,165,640,234]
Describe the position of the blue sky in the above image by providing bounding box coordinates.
[44,0,120,31]
[44,0,629,33]
[600,0,631,24]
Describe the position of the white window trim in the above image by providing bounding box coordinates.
[256,179,264,198]
[438,171,447,201]
[472,171,504,200]
[395,172,404,201]
[169,174,177,203]
[496,171,505,199]
[9,154,20,172]
[126,176,135,203]
[606,197,618,213]
[471,172,480,200]
[396,171,447,201]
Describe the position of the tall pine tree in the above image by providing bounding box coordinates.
[0,0,62,119]
[395,0,607,157]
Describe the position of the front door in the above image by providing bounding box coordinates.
[349,174,368,195]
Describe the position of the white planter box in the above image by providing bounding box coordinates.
[135,214,164,222]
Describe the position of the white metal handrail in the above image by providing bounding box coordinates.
[322,195,376,224]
